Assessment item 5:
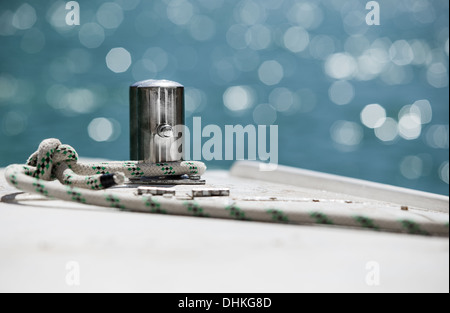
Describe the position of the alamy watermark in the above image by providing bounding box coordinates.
[167,117,279,171]
[366,1,381,26]
[64,1,380,27]
[365,261,381,286]
[65,1,80,26]
[65,261,80,286]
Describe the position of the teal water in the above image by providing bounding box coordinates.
[0,0,449,195]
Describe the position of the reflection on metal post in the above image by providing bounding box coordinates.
[130,79,184,163]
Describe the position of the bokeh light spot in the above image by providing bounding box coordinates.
[223,85,255,112]
[1,111,27,136]
[410,99,432,125]
[331,121,364,148]
[283,26,309,53]
[328,80,355,105]
[427,63,449,88]
[143,47,168,72]
[96,2,124,30]
[106,47,132,73]
[78,23,105,49]
[258,60,284,86]
[389,40,414,66]
[380,64,413,85]
[0,73,18,101]
[398,113,422,140]
[0,11,17,36]
[238,0,266,26]
[12,3,37,30]
[269,88,294,112]
[88,118,116,142]
[167,0,194,26]
[185,87,207,117]
[189,15,216,41]
[246,24,272,50]
[374,118,399,142]
[361,104,386,129]
[325,53,357,80]
[439,161,449,185]
[253,103,277,125]
[425,125,449,149]
[400,155,423,180]
[66,89,96,114]
[287,2,323,30]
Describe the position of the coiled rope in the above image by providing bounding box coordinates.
[21,138,206,189]
[4,139,449,237]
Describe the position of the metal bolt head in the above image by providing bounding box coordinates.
[157,124,173,138]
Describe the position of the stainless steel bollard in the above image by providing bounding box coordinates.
[129,80,151,160]
[129,79,184,163]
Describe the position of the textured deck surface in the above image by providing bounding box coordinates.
[0,161,448,293]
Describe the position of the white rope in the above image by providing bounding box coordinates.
[4,139,449,237]
[24,138,206,190]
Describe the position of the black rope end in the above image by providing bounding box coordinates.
[100,174,117,188]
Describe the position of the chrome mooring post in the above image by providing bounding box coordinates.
[129,79,205,185]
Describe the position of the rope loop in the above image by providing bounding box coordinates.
[19,138,206,190]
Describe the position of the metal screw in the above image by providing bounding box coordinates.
[137,186,176,196]
[192,188,230,197]
[157,124,173,138]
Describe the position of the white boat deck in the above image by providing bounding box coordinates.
[0,160,448,292]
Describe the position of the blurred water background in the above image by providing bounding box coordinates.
[0,0,448,195]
